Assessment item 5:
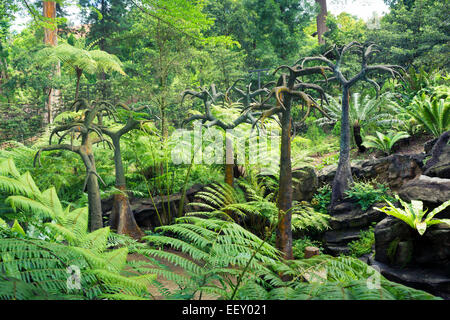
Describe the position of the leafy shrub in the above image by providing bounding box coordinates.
[188,180,330,238]
[406,92,449,137]
[311,184,332,214]
[345,181,394,211]
[348,226,375,257]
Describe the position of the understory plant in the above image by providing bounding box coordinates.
[362,131,410,155]
[188,180,330,239]
[405,93,449,137]
[311,184,332,214]
[0,158,157,300]
[347,226,375,257]
[142,216,440,300]
[375,195,450,235]
[345,181,394,211]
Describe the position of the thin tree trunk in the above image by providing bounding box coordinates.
[86,164,103,231]
[353,122,366,153]
[276,101,293,260]
[109,135,144,239]
[330,86,353,209]
[75,69,82,101]
[315,0,328,44]
[225,136,234,186]
[43,1,59,124]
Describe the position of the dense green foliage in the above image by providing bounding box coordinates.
[0,0,448,302]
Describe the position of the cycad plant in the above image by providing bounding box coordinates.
[375,195,450,235]
[406,93,449,137]
[362,131,410,155]
[36,37,126,100]
[317,92,399,152]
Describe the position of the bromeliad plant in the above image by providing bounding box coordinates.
[362,131,410,155]
[375,195,450,235]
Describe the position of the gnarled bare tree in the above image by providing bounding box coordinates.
[34,99,112,231]
[181,84,263,186]
[90,102,153,240]
[298,42,405,210]
[250,64,330,259]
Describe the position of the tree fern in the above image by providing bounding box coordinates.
[0,159,157,300]
[188,180,330,238]
[142,215,282,299]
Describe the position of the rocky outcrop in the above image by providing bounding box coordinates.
[102,184,205,229]
[322,202,386,255]
[398,175,450,205]
[372,216,450,299]
[374,216,450,270]
[368,258,450,300]
[292,166,318,202]
[318,153,425,191]
[423,131,450,179]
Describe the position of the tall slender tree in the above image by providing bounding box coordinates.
[315,0,328,44]
[33,99,114,231]
[43,0,60,124]
[250,63,330,259]
[299,42,404,209]
[181,84,262,186]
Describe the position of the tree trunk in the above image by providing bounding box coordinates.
[43,0,60,124]
[276,103,293,260]
[109,135,144,239]
[85,154,104,231]
[225,136,234,186]
[315,0,328,44]
[353,122,366,153]
[330,86,353,209]
[75,68,82,101]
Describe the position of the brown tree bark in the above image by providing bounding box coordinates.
[108,133,144,239]
[353,122,366,153]
[43,1,60,124]
[276,99,293,260]
[225,136,234,186]
[315,0,328,44]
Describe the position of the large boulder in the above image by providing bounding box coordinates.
[423,131,450,179]
[292,166,318,202]
[374,216,450,271]
[318,154,425,191]
[369,258,450,300]
[398,175,450,205]
[373,216,450,299]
